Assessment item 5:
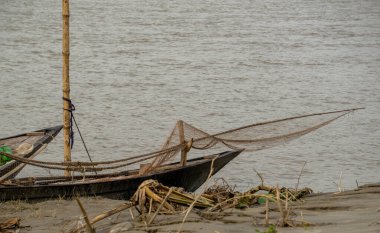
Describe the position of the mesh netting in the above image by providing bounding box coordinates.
[149,109,358,170]
[0,108,359,176]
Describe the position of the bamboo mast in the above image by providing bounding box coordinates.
[177,120,187,166]
[62,0,71,176]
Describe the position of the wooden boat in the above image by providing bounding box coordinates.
[0,126,62,182]
[0,150,242,200]
[0,1,245,202]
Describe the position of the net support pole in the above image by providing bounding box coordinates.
[177,120,187,166]
[62,0,71,176]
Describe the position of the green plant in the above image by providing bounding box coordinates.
[255,224,277,233]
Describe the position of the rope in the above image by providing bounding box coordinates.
[63,97,75,149]
[0,145,182,172]
[63,97,97,174]
[193,108,362,142]
[71,109,97,174]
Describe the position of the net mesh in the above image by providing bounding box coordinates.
[0,108,359,176]
[149,109,357,171]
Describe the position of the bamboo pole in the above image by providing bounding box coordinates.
[75,197,95,233]
[62,0,71,176]
[177,120,186,166]
[69,202,135,233]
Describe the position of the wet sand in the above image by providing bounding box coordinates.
[1,183,379,233]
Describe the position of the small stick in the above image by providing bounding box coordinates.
[70,202,134,233]
[285,190,289,211]
[177,158,216,233]
[135,206,142,215]
[295,161,307,193]
[75,197,94,233]
[275,186,286,227]
[208,193,274,212]
[265,198,269,225]
[129,208,135,220]
[285,190,292,224]
[145,186,175,212]
[148,187,173,225]
[148,198,153,215]
[253,168,264,186]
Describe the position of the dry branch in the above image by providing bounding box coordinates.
[75,197,94,233]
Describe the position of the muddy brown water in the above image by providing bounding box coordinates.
[0,0,379,192]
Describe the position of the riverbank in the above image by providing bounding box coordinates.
[1,183,379,232]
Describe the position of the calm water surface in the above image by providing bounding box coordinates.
[0,0,379,192]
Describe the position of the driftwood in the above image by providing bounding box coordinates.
[69,177,313,232]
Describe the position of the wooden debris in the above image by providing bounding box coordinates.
[69,179,313,232]
[75,197,95,233]
[69,202,134,233]
[0,217,20,230]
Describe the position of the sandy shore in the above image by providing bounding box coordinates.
[1,183,379,233]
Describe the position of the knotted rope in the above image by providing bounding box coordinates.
[63,97,75,149]
[63,97,96,173]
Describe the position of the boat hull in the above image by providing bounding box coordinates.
[0,125,62,180]
[0,150,242,201]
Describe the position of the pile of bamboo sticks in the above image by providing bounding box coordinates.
[70,179,313,232]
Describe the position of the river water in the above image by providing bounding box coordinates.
[0,0,379,192]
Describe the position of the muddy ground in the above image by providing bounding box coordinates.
[0,183,379,233]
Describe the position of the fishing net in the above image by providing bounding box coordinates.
[0,108,359,177]
[149,109,358,170]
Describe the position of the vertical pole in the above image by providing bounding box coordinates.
[62,0,71,176]
[177,120,187,166]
